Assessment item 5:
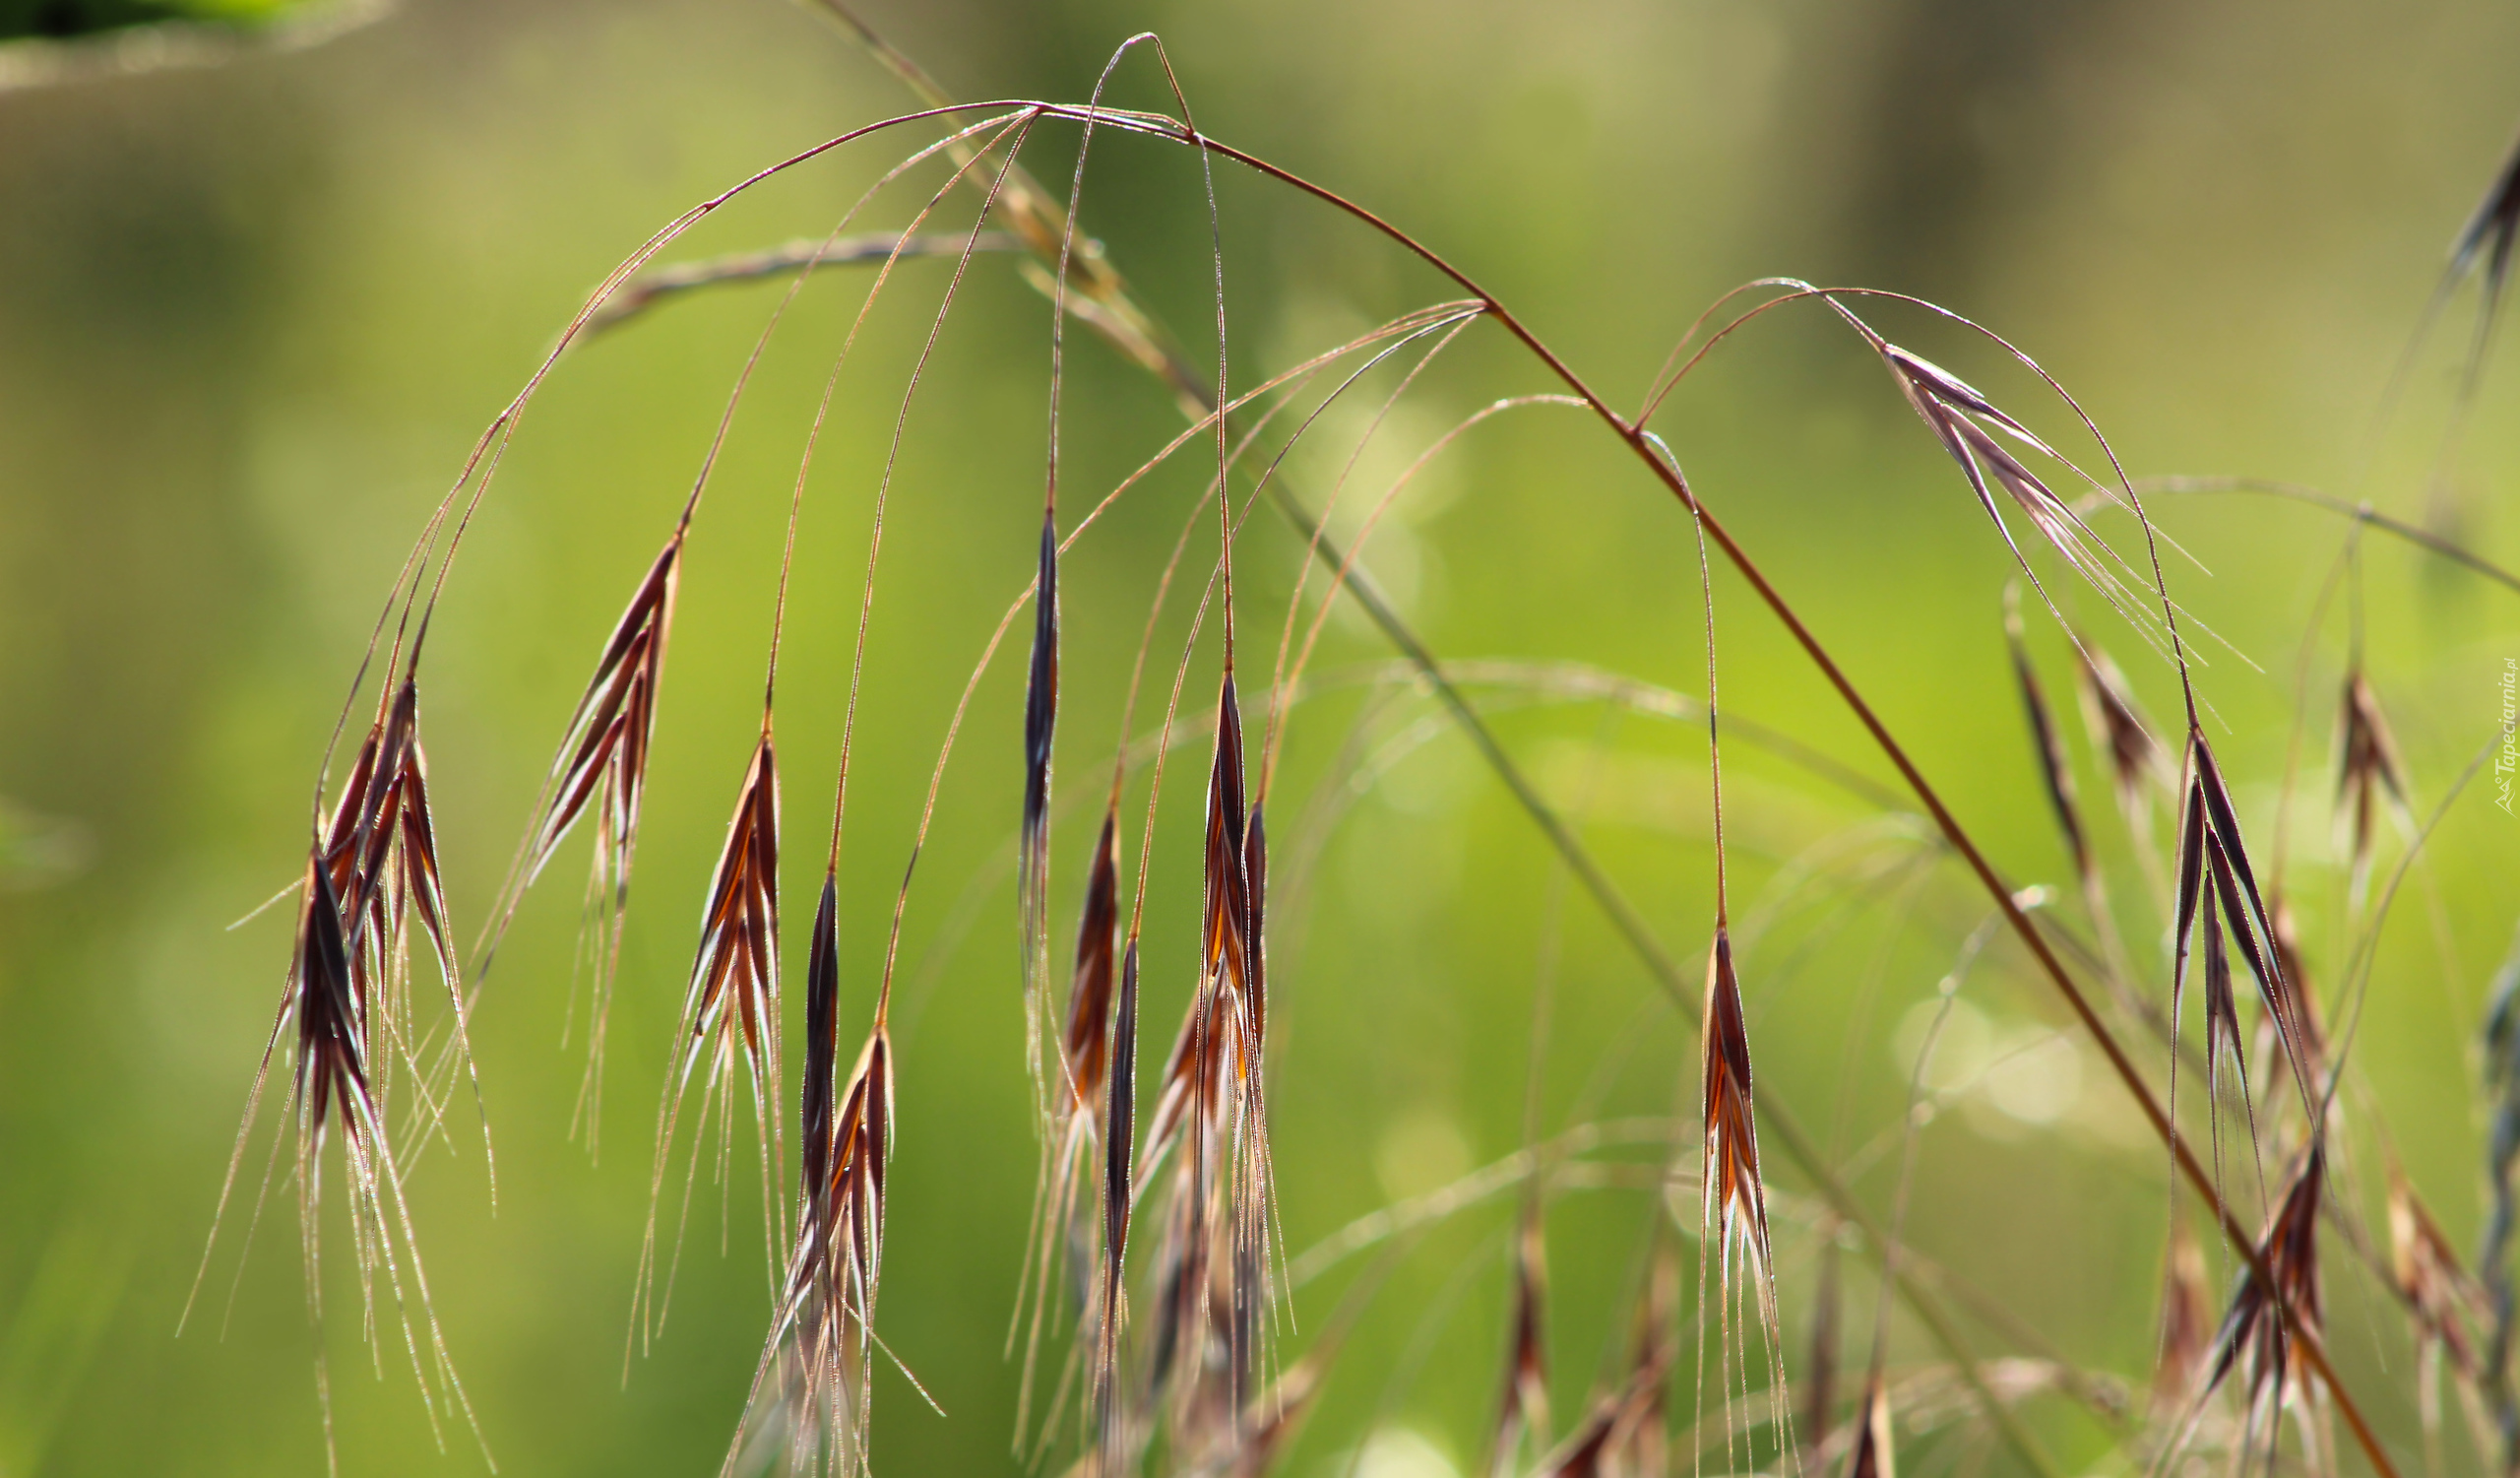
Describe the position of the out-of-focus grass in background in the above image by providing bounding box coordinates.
[1,0,2516,1473]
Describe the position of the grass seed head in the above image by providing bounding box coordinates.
[528,532,680,894]
[2006,595,2090,885]
[2071,640,2163,826]
[2173,735,2318,1139]
[2207,1146,2326,1419]
[801,873,842,1236]
[2336,671,2408,893]
[1881,343,2154,633]
[682,732,783,1086]
[2388,1167,2483,1378]
[1700,927,1774,1329]
[1064,813,1121,1118]
[1022,506,1062,1128]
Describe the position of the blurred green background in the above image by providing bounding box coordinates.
[3,0,2518,1474]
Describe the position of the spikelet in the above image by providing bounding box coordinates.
[2335,671,2409,903]
[1133,677,1280,1462]
[1022,506,1062,1126]
[1700,928,1774,1327]
[192,662,485,1469]
[1879,343,2156,637]
[317,673,476,1148]
[635,726,785,1352]
[2170,733,2318,1191]
[2389,1164,2487,1455]
[728,875,890,1478]
[508,530,682,1145]
[2070,638,2164,835]
[2205,1148,2326,1446]
[2004,592,2090,887]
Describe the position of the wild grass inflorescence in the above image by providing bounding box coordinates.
[183,10,2520,1478]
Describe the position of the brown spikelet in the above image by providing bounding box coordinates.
[1700,928,1773,1326]
[1845,1374,1896,1478]
[1489,1205,1550,1477]
[2205,1148,2326,1454]
[729,869,842,1478]
[294,856,372,1160]
[284,847,481,1462]
[1137,676,1278,1448]
[391,705,458,999]
[1066,814,1122,1117]
[736,1003,893,1478]
[1022,506,1062,1125]
[681,731,784,1090]
[2336,671,2408,899]
[2172,733,2317,1158]
[799,875,843,1252]
[2070,639,2164,831]
[1202,676,1252,1034]
[509,530,681,1141]
[1879,343,2153,633]
[2390,1166,2484,1380]
[2196,867,2256,1184]
[320,675,472,1111]
[636,727,784,1350]
[2004,593,2089,886]
[294,661,486,1180]
[526,533,680,887]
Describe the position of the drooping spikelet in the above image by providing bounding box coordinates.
[1700,928,1773,1326]
[2070,637,2164,836]
[2205,1147,2327,1443]
[728,873,892,1478]
[1021,506,1062,1127]
[2388,1164,2487,1448]
[2335,670,2409,902]
[508,529,683,1143]
[1134,677,1279,1462]
[1878,341,2156,637]
[2170,733,2318,1182]
[635,725,785,1352]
